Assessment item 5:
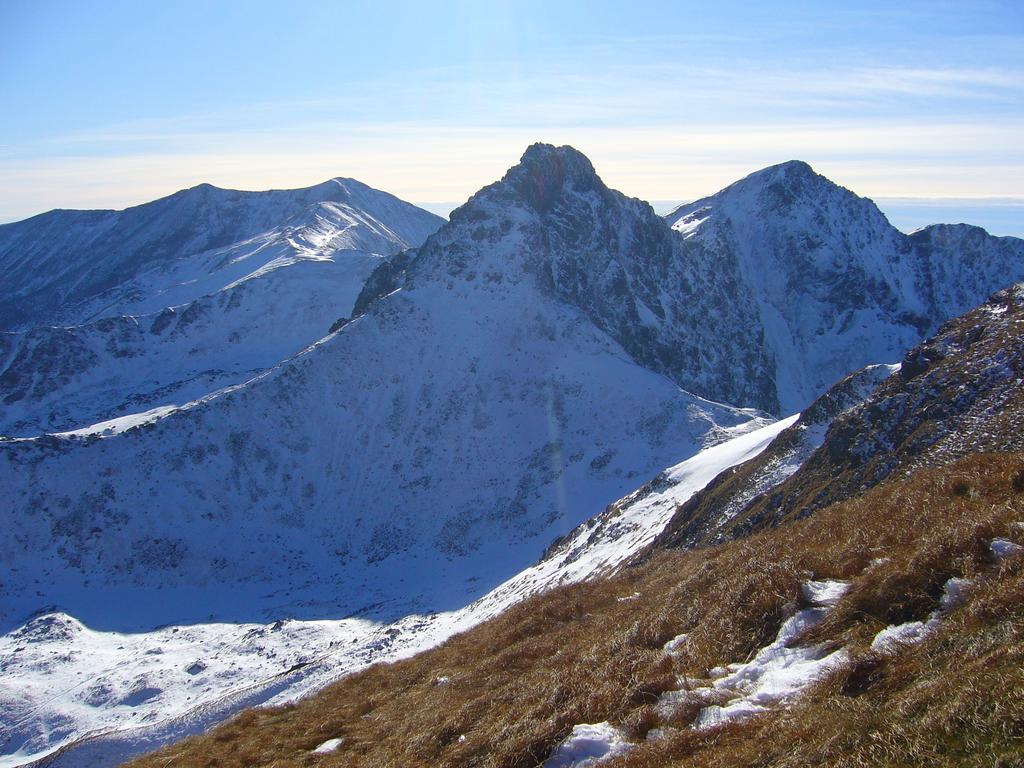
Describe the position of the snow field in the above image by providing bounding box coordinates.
[0,414,794,767]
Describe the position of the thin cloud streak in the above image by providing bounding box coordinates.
[10,55,1024,154]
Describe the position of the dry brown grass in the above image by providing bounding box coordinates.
[127,453,1024,768]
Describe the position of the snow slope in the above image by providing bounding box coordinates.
[0,180,444,435]
[0,409,792,768]
[0,178,442,332]
[648,362,899,552]
[666,161,1024,413]
[474,415,797,614]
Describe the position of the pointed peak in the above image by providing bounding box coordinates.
[518,143,594,172]
[667,159,891,233]
[770,159,815,175]
[743,159,821,187]
[711,158,851,209]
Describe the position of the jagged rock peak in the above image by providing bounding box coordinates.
[500,143,603,213]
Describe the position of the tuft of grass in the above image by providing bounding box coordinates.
[1012,467,1024,493]
[126,453,1024,768]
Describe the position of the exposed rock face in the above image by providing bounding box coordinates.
[363,144,776,412]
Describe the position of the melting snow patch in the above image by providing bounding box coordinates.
[990,538,1023,562]
[940,577,972,611]
[871,620,930,653]
[657,581,851,731]
[691,606,849,730]
[312,737,343,754]
[801,579,850,608]
[544,722,632,767]
[663,633,688,654]
[871,575,973,654]
[694,699,768,729]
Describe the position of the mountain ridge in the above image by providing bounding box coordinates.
[666,158,1024,412]
[0,179,444,434]
[0,145,764,632]
[0,176,444,332]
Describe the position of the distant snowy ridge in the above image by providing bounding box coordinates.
[666,160,1024,412]
[0,179,444,434]
[0,177,442,331]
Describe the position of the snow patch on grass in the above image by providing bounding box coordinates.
[544,722,632,767]
[871,574,975,653]
[311,737,343,754]
[990,538,1023,561]
[655,579,851,732]
[693,606,849,729]
[800,579,850,608]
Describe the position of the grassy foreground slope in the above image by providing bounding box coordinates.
[127,453,1024,768]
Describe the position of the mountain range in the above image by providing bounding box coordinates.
[1,144,1022,767]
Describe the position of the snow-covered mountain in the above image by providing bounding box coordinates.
[0,145,766,634]
[15,281,1022,768]
[2,142,1021,659]
[0,179,444,434]
[0,178,442,331]
[666,161,1024,412]
[0,413,797,768]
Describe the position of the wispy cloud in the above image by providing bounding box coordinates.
[2,21,1022,223]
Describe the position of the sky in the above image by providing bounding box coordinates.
[1,0,1023,234]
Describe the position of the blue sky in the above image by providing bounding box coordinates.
[2,0,1022,233]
